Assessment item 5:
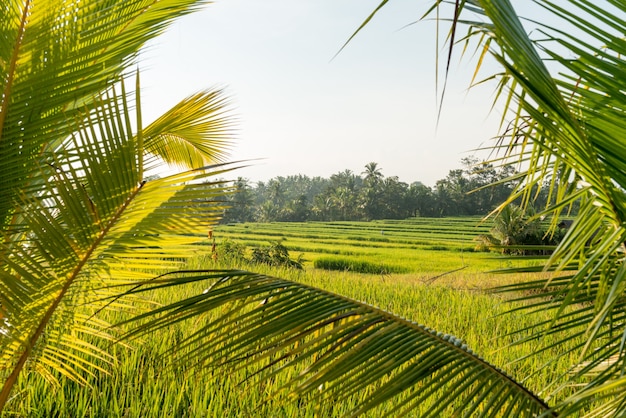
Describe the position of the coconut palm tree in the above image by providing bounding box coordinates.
[476,204,544,253]
[362,161,384,184]
[0,0,240,411]
[361,162,385,219]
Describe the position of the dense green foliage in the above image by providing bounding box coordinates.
[248,241,304,269]
[222,158,524,222]
[476,205,568,254]
[2,0,625,416]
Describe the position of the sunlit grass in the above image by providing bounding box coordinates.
[215,218,533,274]
[4,218,583,417]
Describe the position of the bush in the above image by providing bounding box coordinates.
[475,205,567,255]
[215,239,304,270]
[249,241,304,270]
[218,239,248,261]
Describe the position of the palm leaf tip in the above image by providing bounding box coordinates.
[142,88,237,170]
[118,271,553,417]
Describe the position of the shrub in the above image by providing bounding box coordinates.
[475,205,566,255]
[250,241,304,270]
[215,239,304,270]
[219,239,248,261]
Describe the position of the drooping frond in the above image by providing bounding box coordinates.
[425,0,626,414]
[117,271,554,418]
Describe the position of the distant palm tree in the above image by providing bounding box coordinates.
[362,161,384,184]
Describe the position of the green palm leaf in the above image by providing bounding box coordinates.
[117,271,553,417]
[0,0,210,226]
[1,0,244,411]
[142,88,236,170]
[420,0,626,414]
[0,76,238,411]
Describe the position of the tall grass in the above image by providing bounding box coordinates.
[3,219,583,417]
[6,267,580,416]
[313,256,411,274]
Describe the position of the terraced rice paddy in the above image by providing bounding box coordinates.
[214,217,522,275]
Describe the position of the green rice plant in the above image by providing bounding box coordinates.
[2,259,585,417]
[426,245,450,251]
[313,256,411,274]
[214,219,524,276]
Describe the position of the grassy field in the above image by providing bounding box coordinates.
[214,218,520,275]
[4,218,582,417]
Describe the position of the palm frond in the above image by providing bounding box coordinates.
[0,0,245,412]
[429,0,626,413]
[0,76,238,410]
[142,88,236,170]
[0,0,210,226]
[117,270,554,417]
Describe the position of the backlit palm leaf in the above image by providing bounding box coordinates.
[0,76,238,409]
[0,0,245,411]
[118,270,553,417]
[422,0,626,414]
[0,0,210,226]
[142,89,235,170]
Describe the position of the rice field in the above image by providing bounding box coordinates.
[4,218,582,417]
[214,217,533,275]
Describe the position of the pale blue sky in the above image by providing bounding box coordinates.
[140,0,504,186]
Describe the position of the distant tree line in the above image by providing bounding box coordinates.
[220,158,553,223]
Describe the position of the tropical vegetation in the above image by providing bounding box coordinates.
[210,0,626,414]
[475,204,567,254]
[0,236,583,416]
[222,157,521,222]
[1,0,625,417]
[0,0,238,412]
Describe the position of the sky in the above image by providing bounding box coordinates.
[139,0,505,187]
